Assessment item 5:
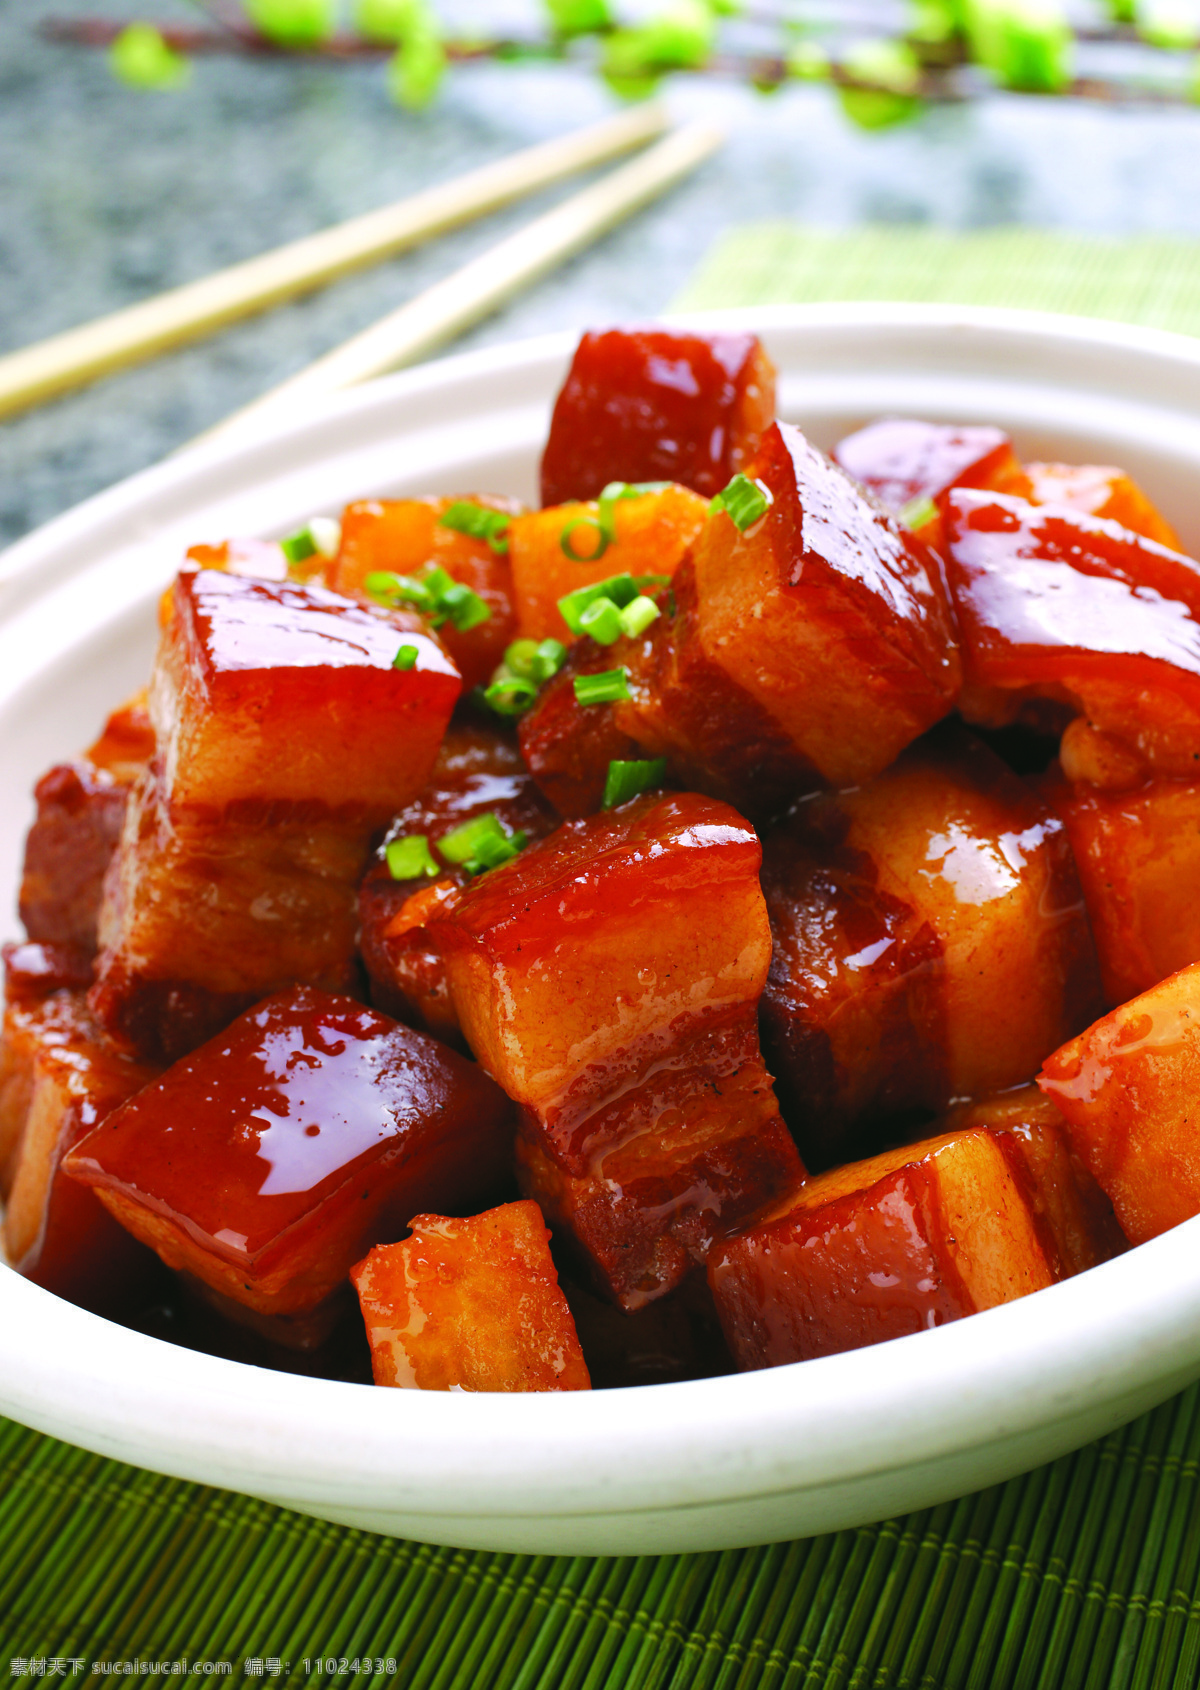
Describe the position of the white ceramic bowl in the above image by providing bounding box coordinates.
[5,304,1200,1556]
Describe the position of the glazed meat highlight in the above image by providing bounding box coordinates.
[0,941,162,1314]
[428,790,803,1309]
[90,569,460,1062]
[539,327,775,505]
[64,986,514,1341]
[8,322,1200,1391]
[759,722,1101,1169]
[521,419,961,819]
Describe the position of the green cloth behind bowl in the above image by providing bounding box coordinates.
[672,224,1200,333]
[7,223,1200,1688]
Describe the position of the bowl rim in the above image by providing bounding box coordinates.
[4,300,1200,1539]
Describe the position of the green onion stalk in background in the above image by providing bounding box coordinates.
[96,0,1200,124]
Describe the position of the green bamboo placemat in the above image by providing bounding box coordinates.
[672,223,1200,334]
[9,223,1200,1688]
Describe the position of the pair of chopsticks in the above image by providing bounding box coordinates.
[0,104,723,448]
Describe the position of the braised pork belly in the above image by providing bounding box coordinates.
[7,322,1200,1389]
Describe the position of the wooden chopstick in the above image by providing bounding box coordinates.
[194,120,724,449]
[0,103,669,425]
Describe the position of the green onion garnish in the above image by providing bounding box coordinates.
[711,473,773,533]
[364,571,434,612]
[602,757,667,809]
[559,516,610,562]
[503,639,542,679]
[578,597,623,646]
[478,638,568,720]
[484,673,539,717]
[558,483,672,564]
[556,482,675,568]
[618,595,660,638]
[439,580,491,632]
[557,574,670,637]
[531,638,567,683]
[393,644,419,670]
[438,812,527,876]
[439,501,512,554]
[280,527,319,565]
[899,494,938,531]
[385,835,440,880]
[363,566,490,632]
[574,667,631,707]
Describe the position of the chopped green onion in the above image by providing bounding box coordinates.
[280,527,319,565]
[480,638,567,719]
[393,643,419,670]
[602,757,667,809]
[364,571,434,612]
[557,573,670,636]
[438,812,527,876]
[363,565,489,631]
[439,501,512,554]
[503,639,542,679]
[578,597,623,645]
[618,595,660,638]
[531,638,567,684]
[711,473,773,533]
[484,672,539,717]
[559,484,673,566]
[385,835,440,880]
[439,580,491,632]
[899,494,938,532]
[560,516,610,562]
[574,667,631,707]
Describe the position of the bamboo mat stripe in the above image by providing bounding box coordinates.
[4,1392,1200,1687]
[671,223,1200,333]
[9,221,1200,1686]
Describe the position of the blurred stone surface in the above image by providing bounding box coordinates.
[6,0,1200,545]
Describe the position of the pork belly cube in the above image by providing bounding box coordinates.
[1047,768,1200,1005]
[520,427,962,820]
[64,987,515,1319]
[329,495,519,692]
[20,764,128,957]
[509,483,707,644]
[689,422,961,788]
[833,419,1030,551]
[540,328,775,506]
[19,694,155,956]
[759,723,1101,1167]
[517,1049,803,1310]
[351,1200,590,1391]
[153,569,460,815]
[709,1123,1057,1370]
[430,791,770,1167]
[93,570,461,1060]
[518,561,821,821]
[943,490,1200,776]
[1039,964,1200,1245]
[430,792,804,1307]
[1025,461,1181,550]
[0,943,160,1314]
[939,1085,1126,1276]
[359,721,558,1034]
[1,943,94,1196]
[90,769,374,1061]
